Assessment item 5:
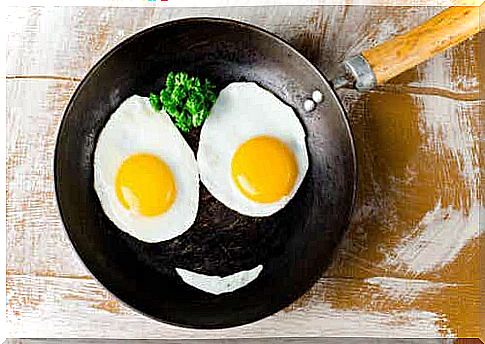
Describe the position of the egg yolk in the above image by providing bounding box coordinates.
[231,135,298,203]
[115,153,176,217]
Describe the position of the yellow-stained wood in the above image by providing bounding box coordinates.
[6,5,483,339]
[362,5,484,85]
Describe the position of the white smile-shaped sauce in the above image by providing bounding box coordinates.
[175,265,263,295]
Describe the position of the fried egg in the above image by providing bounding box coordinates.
[197,82,308,217]
[94,95,199,242]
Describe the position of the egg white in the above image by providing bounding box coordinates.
[175,265,263,295]
[197,82,309,217]
[94,95,199,243]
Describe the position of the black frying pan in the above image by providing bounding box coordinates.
[55,10,480,329]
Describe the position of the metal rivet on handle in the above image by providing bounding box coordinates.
[304,99,316,112]
[312,90,323,103]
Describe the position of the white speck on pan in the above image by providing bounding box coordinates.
[312,90,323,103]
[304,99,315,112]
[175,265,263,295]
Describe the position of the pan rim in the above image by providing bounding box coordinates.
[53,16,358,329]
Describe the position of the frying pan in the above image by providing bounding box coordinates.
[54,7,482,328]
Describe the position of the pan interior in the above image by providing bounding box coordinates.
[55,18,356,328]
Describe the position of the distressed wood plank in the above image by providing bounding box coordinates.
[4,338,458,344]
[8,273,474,338]
[7,0,483,8]
[5,6,481,95]
[7,78,87,277]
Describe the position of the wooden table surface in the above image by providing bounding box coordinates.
[6,5,483,339]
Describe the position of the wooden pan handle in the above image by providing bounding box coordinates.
[333,6,483,91]
[363,6,483,86]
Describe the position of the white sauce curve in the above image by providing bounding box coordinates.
[175,265,263,295]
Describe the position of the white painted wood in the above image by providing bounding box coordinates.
[7,0,484,8]
[8,273,468,338]
[8,5,479,95]
[5,338,457,344]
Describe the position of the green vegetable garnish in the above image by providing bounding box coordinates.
[149,92,162,112]
[150,71,218,132]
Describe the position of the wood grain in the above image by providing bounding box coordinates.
[6,5,483,339]
[362,6,484,85]
[4,339,459,344]
[8,273,473,338]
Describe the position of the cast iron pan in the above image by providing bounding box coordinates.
[55,10,480,328]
